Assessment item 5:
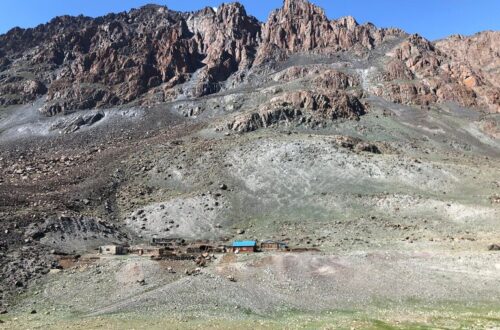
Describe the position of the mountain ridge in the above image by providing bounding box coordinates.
[0,0,498,115]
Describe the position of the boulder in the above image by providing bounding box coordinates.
[488,244,500,251]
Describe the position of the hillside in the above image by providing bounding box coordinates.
[0,0,499,328]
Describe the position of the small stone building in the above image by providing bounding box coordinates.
[129,246,167,257]
[99,245,127,255]
[260,240,289,251]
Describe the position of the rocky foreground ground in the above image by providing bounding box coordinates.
[0,0,499,328]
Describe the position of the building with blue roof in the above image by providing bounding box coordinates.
[229,240,257,253]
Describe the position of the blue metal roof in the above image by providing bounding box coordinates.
[232,241,256,247]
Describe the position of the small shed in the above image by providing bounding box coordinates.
[260,240,289,251]
[129,246,166,257]
[99,245,127,255]
[229,241,257,253]
[151,237,186,247]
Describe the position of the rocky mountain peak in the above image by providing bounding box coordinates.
[335,16,359,30]
[0,1,497,114]
[282,0,327,18]
[255,0,332,61]
[255,0,402,64]
[136,3,168,11]
[218,2,247,16]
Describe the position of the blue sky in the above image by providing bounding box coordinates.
[0,0,499,40]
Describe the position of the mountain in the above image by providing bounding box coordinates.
[435,31,500,109]
[0,0,499,327]
[0,0,498,115]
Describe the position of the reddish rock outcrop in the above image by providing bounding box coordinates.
[0,78,47,106]
[0,0,497,115]
[255,0,403,64]
[271,66,360,89]
[435,31,500,87]
[228,90,365,132]
[375,33,498,111]
[313,70,360,90]
[435,31,500,112]
[0,4,260,115]
[189,4,260,74]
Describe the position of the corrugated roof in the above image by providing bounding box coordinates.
[232,240,256,247]
[262,240,287,245]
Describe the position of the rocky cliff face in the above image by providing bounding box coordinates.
[385,32,500,112]
[372,34,480,109]
[0,4,260,114]
[435,31,500,112]
[255,0,403,64]
[0,0,498,115]
[435,31,500,87]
